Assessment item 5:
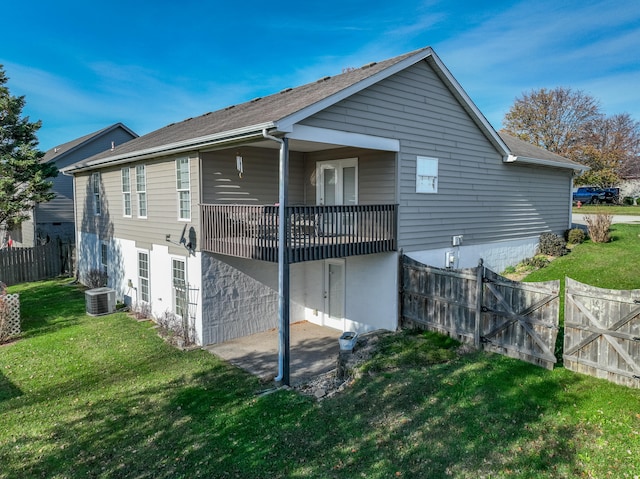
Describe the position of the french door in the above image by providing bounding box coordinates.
[316,158,357,235]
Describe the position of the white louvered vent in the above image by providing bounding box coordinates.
[85,288,116,316]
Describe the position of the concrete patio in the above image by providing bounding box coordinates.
[204,321,342,385]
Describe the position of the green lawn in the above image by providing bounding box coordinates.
[573,204,640,215]
[1,275,639,478]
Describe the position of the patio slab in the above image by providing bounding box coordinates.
[204,321,342,385]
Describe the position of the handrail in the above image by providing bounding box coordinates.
[201,204,397,263]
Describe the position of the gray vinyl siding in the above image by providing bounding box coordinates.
[300,59,572,251]
[76,152,200,254]
[200,147,305,205]
[38,127,136,226]
[303,147,396,205]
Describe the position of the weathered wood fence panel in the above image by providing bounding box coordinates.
[401,256,560,370]
[402,256,479,344]
[564,278,640,388]
[0,241,74,286]
[481,268,560,370]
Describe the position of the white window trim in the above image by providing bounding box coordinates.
[416,156,438,194]
[171,257,187,319]
[176,157,191,221]
[137,250,150,304]
[121,167,131,218]
[136,164,147,219]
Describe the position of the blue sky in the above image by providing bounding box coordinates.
[2,0,639,150]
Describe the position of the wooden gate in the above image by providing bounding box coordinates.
[480,268,560,370]
[564,278,640,388]
[401,256,560,369]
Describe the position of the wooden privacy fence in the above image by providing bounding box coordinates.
[401,256,560,370]
[0,241,74,286]
[564,278,640,388]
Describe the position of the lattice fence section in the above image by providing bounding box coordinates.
[0,294,21,341]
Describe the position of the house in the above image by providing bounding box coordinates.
[62,47,585,371]
[8,123,137,247]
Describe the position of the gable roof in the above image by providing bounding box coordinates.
[63,47,512,173]
[43,123,138,164]
[498,131,588,172]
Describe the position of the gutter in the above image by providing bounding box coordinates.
[61,122,275,174]
[505,154,589,173]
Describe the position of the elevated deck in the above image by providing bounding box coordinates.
[201,204,397,263]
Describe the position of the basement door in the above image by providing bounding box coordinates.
[322,259,346,331]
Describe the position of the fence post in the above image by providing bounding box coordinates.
[474,258,484,347]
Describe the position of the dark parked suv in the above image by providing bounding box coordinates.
[572,186,619,204]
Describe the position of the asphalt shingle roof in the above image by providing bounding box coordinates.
[81,47,431,165]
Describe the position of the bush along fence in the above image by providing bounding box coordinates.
[401,255,639,389]
[0,284,20,343]
[0,240,74,286]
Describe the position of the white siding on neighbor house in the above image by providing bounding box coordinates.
[300,59,573,253]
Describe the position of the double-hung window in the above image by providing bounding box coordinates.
[101,242,108,275]
[172,258,187,318]
[121,168,131,217]
[91,172,101,215]
[136,165,147,218]
[416,157,439,194]
[176,158,190,220]
[138,251,150,303]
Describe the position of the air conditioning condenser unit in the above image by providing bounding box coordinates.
[85,287,116,316]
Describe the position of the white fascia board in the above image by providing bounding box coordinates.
[61,122,274,174]
[505,154,590,172]
[286,124,400,151]
[426,53,510,158]
[277,48,435,132]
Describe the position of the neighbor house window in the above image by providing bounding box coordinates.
[91,172,101,215]
[138,251,150,303]
[176,158,191,220]
[136,164,147,218]
[416,156,438,193]
[172,258,187,318]
[121,168,131,217]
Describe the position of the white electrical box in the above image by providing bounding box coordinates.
[452,235,463,246]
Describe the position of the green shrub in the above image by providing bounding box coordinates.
[623,196,635,205]
[567,228,586,244]
[538,232,568,257]
[521,255,551,269]
[636,198,640,206]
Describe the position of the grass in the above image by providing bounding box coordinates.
[573,204,640,215]
[1,279,639,478]
[526,224,640,290]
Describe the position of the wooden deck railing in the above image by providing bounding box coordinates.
[201,204,397,263]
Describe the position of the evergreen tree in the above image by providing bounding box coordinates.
[0,65,57,231]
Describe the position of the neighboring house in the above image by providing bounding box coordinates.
[62,46,585,350]
[8,123,137,247]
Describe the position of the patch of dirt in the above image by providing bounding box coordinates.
[292,330,393,400]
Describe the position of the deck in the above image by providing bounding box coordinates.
[201,204,397,263]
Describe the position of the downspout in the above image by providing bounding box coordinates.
[262,129,290,385]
